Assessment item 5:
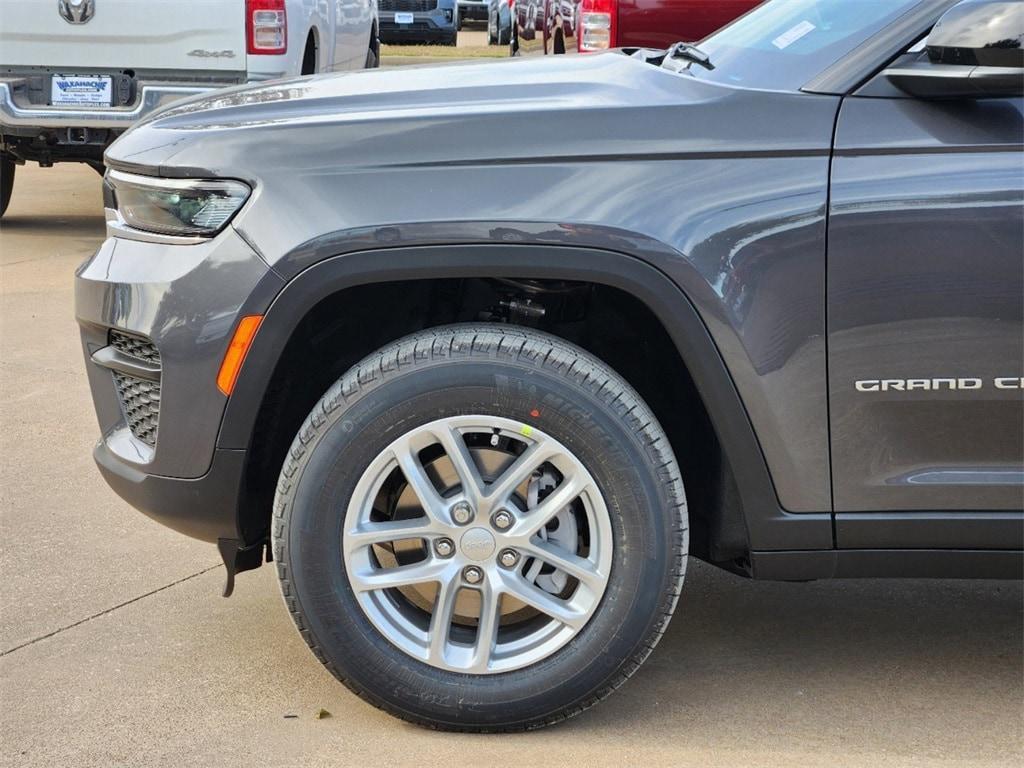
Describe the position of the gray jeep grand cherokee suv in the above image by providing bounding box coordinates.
[76,0,1022,731]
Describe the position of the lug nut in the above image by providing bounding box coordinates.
[434,538,455,558]
[451,501,474,526]
[463,566,484,584]
[498,549,520,569]
[491,509,514,531]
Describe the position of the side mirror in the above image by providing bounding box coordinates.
[884,0,1022,99]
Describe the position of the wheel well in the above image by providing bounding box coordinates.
[239,278,749,565]
[301,30,318,75]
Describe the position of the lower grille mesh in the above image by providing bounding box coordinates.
[109,330,161,365]
[106,330,161,447]
[113,371,161,447]
[380,0,436,11]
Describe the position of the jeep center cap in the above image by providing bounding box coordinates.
[460,528,497,561]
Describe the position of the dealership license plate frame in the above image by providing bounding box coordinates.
[51,74,113,107]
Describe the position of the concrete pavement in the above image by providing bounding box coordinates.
[1,163,1021,768]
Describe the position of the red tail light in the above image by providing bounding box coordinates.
[578,0,617,52]
[247,0,288,55]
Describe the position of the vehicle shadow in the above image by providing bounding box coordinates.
[0,163,105,249]
[562,559,1023,762]
[0,214,105,241]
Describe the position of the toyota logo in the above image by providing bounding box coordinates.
[58,0,95,24]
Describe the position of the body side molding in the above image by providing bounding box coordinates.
[751,548,1023,580]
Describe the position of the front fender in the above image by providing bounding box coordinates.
[216,236,832,551]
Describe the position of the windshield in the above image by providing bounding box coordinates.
[683,0,924,91]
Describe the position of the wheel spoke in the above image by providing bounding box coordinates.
[349,559,449,593]
[468,582,502,673]
[521,538,605,591]
[391,438,445,521]
[482,440,559,510]
[433,424,484,505]
[428,578,461,666]
[346,518,435,550]
[517,475,587,539]
[498,572,588,629]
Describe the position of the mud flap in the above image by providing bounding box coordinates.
[217,538,270,597]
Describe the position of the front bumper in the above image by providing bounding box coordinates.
[457,1,488,21]
[380,12,457,43]
[75,225,272,542]
[95,442,247,542]
[0,81,225,130]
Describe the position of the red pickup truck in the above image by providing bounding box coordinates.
[513,0,760,55]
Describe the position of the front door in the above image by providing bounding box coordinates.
[827,89,1023,532]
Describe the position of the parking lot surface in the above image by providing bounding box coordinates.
[1,163,1021,767]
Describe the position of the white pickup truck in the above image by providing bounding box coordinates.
[0,0,379,216]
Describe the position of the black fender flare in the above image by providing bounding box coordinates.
[218,242,832,552]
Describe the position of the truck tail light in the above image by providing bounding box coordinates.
[247,0,288,55]
[578,0,617,52]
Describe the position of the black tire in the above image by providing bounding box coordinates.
[365,42,379,68]
[273,324,688,731]
[0,156,14,219]
[498,24,510,45]
[301,33,317,75]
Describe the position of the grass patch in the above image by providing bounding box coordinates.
[381,44,508,59]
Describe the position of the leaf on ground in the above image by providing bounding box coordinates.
[314,708,331,720]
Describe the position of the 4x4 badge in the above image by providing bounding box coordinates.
[58,0,94,24]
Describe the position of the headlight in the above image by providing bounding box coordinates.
[106,170,251,237]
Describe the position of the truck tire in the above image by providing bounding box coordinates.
[0,156,14,219]
[273,324,688,731]
[366,25,380,68]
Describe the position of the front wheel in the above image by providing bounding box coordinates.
[273,325,688,731]
[365,28,380,68]
[0,155,15,218]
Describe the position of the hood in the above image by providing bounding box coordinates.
[137,54,651,132]
[107,53,670,174]
[106,52,836,180]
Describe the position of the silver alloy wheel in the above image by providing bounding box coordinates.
[343,415,613,674]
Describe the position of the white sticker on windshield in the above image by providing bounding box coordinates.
[772,20,816,49]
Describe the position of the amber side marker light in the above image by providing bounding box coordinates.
[217,315,264,396]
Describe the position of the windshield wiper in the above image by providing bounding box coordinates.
[667,42,715,71]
